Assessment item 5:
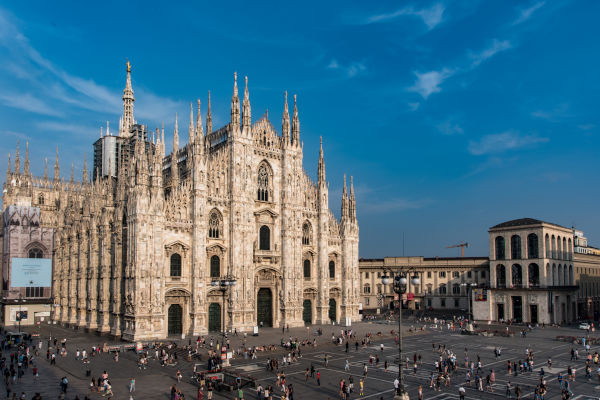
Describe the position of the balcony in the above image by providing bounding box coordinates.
[253,243,280,264]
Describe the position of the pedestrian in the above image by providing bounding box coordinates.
[316,371,321,386]
[417,385,423,400]
[506,381,512,398]
[359,378,364,396]
[459,386,466,400]
[130,377,135,392]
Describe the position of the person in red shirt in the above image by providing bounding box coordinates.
[316,371,321,386]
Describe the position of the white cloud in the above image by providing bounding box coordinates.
[468,131,548,155]
[470,39,512,67]
[36,121,98,137]
[531,103,570,122]
[408,68,454,99]
[408,102,420,111]
[409,38,512,99]
[437,120,463,135]
[0,7,186,129]
[326,59,366,79]
[513,1,545,25]
[0,92,62,117]
[578,124,595,131]
[365,3,445,30]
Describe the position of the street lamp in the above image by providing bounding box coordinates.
[460,283,478,321]
[382,268,420,400]
[210,275,236,346]
[14,294,26,334]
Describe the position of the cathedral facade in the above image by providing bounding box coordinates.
[1,65,360,340]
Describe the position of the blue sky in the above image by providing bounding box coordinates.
[0,1,598,258]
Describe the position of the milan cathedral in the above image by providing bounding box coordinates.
[2,63,360,340]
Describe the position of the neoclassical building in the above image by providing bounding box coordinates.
[1,64,360,340]
[474,218,578,324]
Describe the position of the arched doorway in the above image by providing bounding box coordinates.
[168,304,183,335]
[208,303,221,332]
[257,288,273,327]
[303,300,312,324]
[329,298,337,322]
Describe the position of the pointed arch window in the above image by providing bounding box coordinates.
[210,255,220,278]
[257,163,271,202]
[170,253,182,277]
[208,210,222,239]
[302,223,312,246]
[28,248,43,258]
[304,259,311,278]
[259,225,270,250]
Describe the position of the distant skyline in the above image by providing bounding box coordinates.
[0,1,598,258]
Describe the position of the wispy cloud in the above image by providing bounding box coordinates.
[0,92,62,117]
[364,3,446,30]
[0,7,186,131]
[408,68,454,99]
[326,59,367,79]
[578,123,595,131]
[468,130,548,155]
[36,121,99,138]
[469,39,512,67]
[437,120,463,135]
[409,39,512,99]
[531,103,570,122]
[408,102,420,111]
[513,1,545,25]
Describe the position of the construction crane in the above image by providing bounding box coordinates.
[447,242,469,257]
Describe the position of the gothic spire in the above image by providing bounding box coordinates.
[14,141,20,174]
[231,72,240,129]
[282,91,290,142]
[341,174,349,219]
[44,158,48,180]
[121,60,135,136]
[6,153,11,179]
[173,113,179,152]
[206,91,212,134]
[24,142,30,175]
[196,99,204,139]
[188,102,195,144]
[242,76,251,130]
[318,136,326,185]
[70,163,74,183]
[82,153,88,184]
[54,146,60,182]
[292,94,300,145]
[161,123,165,154]
[350,175,356,221]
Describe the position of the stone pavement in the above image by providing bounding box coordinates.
[4,320,600,399]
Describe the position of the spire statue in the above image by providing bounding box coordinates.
[70,163,74,183]
[6,153,11,179]
[231,72,240,129]
[318,136,326,185]
[242,76,251,130]
[282,91,290,142]
[44,158,48,180]
[206,91,213,134]
[173,113,179,151]
[14,141,20,174]
[83,153,88,184]
[121,60,135,136]
[54,147,60,182]
[24,142,30,175]
[292,94,300,145]
[189,102,195,144]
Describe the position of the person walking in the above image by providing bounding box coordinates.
[316,371,321,386]
[130,377,135,392]
[459,386,466,400]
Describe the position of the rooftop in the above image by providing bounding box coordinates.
[490,218,569,230]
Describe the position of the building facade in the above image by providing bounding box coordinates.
[1,65,361,340]
[0,205,53,327]
[359,257,489,312]
[474,218,578,324]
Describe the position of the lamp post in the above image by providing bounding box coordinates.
[15,293,25,333]
[460,283,478,321]
[382,268,420,400]
[210,275,236,346]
